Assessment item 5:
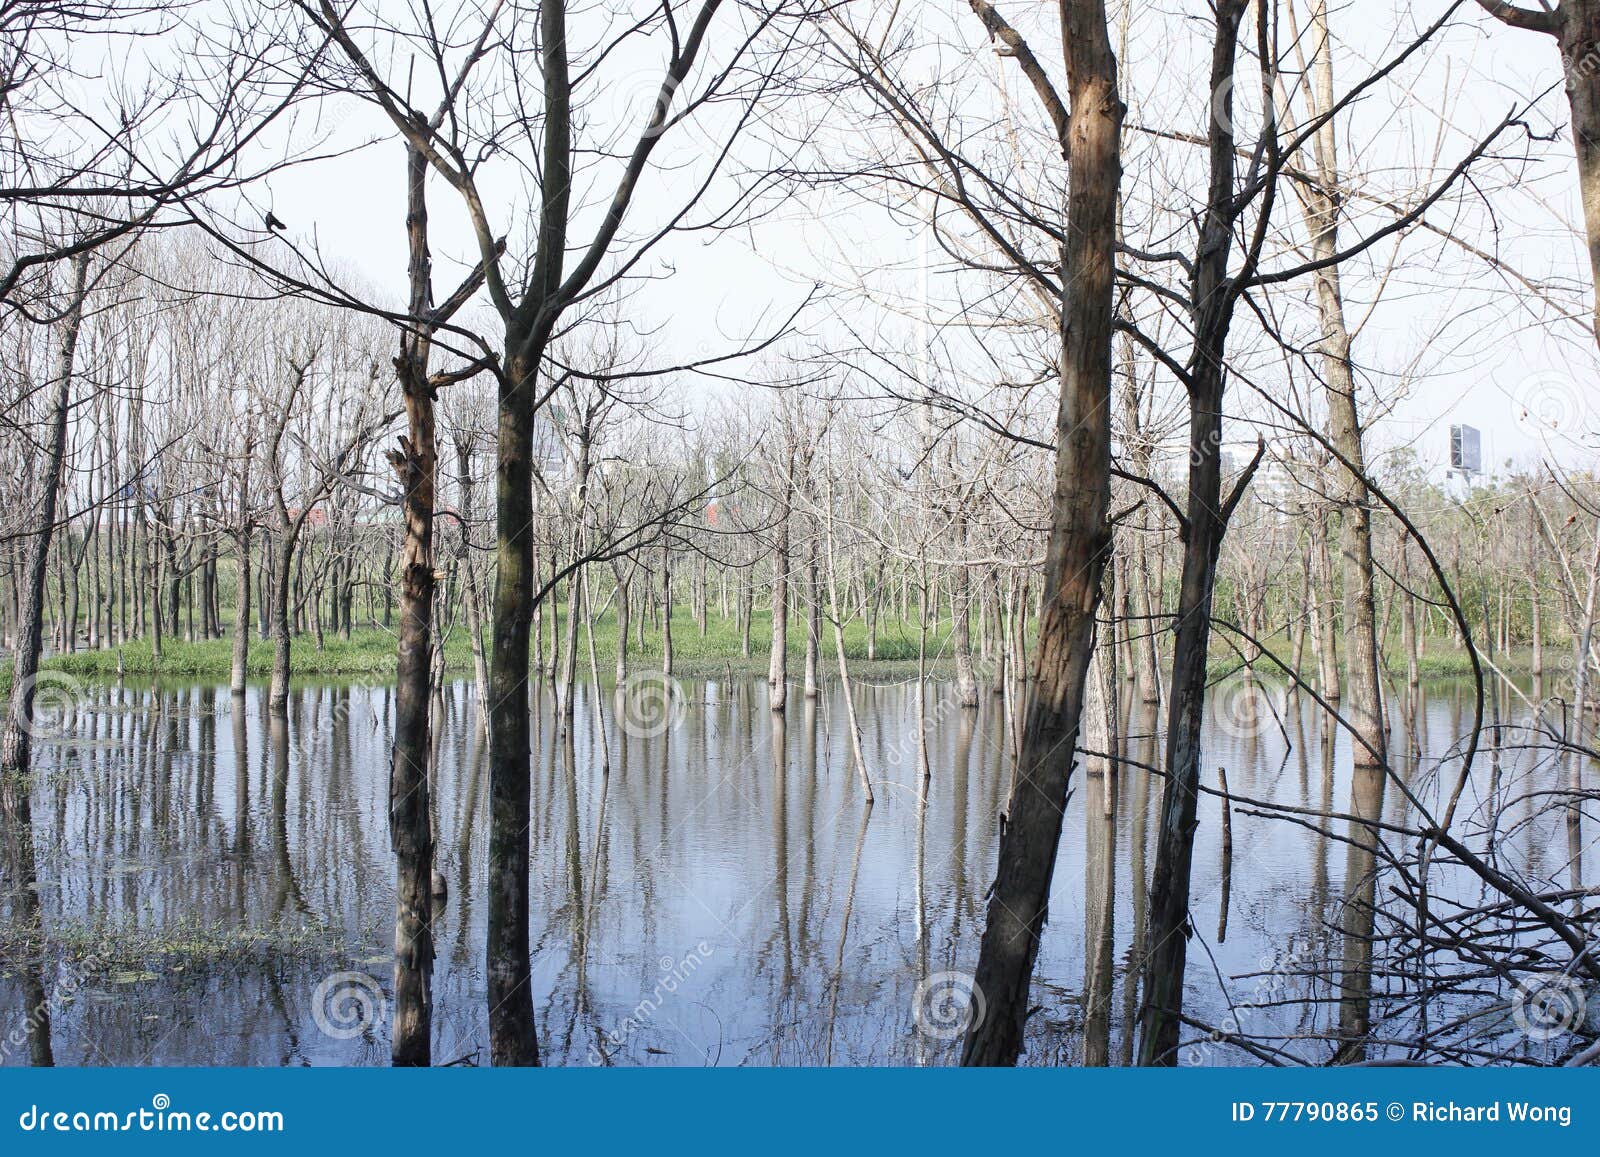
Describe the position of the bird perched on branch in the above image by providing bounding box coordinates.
[264,211,286,232]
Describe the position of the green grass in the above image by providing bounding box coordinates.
[48,632,409,680]
[17,601,1551,691]
[25,605,968,688]
[0,913,346,973]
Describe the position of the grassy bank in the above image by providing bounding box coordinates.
[31,607,964,687]
[18,606,1541,690]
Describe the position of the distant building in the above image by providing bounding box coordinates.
[284,506,328,529]
[1218,444,1295,514]
[1450,424,1481,478]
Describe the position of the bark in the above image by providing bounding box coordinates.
[767,441,792,712]
[1,252,89,785]
[389,143,438,1067]
[1292,0,1390,1056]
[961,0,1121,1066]
[1138,0,1249,1067]
[613,568,631,682]
[454,437,491,727]
[230,529,251,695]
[486,338,541,1066]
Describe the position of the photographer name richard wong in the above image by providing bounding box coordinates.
[1412,1101,1571,1128]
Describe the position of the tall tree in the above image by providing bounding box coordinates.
[961,0,1123,1066]
[1476,2,1600,346]
[307,0,784,1064]
[388,137,494,1065]
[1,252,89,787]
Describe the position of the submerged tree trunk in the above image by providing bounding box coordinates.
[1292,0,1390,1058]
[613,568,631,682]
[962,0,1122,1066]
[1139,0,1251,1066]
[767,441,792,712]
[1,252,89,785]
[389,144,438,1067]
[487,338,541,1066]
[230,527,252,695]
[454,436,492,728]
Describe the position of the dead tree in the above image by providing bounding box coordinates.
[960,0,1123,1066]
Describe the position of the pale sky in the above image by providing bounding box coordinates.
[165,1,1599,480]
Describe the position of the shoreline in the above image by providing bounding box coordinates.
[13,628,1542,691]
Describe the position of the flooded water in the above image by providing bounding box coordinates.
[0,672,1590,1066]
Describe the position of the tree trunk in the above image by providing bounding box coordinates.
[1138,0,1248,1066]
[268,527,292,713]
[660,545,674,678]
[1,252,89,786]
[767,445,791,712]
[487,337,542,1066]
[454,439,492,728]
[230,528,251,695]
[952,506,979,707]
[803,514,820,699]
[1311,504,1341,701]
[614,571,631,683]
[1291,0,1390,1057]
[390,143,437,1067]
[961,1,1121,1065]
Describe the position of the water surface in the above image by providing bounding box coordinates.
[0,672,1587,1065]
